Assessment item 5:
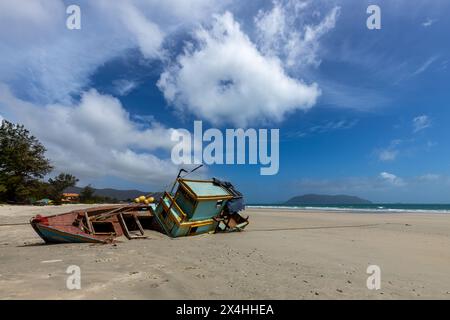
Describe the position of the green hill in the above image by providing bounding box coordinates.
[285,194,372,205]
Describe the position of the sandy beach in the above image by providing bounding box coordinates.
[1,204,450,300]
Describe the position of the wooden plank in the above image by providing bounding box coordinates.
[118,213,131,239]
[91,206,127,221]
[84,211,93,234]
[134,215,145,235]
[118,213,146,239]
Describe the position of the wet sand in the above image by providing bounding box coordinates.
[1,204,450,299]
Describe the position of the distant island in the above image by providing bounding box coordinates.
[285,194,372,205]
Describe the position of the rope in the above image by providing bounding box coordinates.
[0,222,29,226]
[247,223,398,232]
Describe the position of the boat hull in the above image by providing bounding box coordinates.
[31,222,105,244]
[29,205,153,244]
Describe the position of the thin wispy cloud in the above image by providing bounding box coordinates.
[112,79,138,96]
[417,173,440,182]
[319,80,391,111]
[422,18,437,27]
[376,115,433,162]
[412,56,438,76]
[426,141,437,149]
[378,149,398,162]
[309,119,358,133]
[287,119,358,138]
[413,115,432,133]
[254,1,340,69]
[379,172,406,187]
[377,139,402,162]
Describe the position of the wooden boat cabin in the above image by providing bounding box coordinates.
[154,178,238,237]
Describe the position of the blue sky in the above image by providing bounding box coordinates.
[0,0,449,203]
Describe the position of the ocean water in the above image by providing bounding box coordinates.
[247,203,450,214]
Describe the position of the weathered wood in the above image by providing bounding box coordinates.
[118,213,146,239]
[91,206,129,221]
[84,211,93,234]
[134,215,145,235]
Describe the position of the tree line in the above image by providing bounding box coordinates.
[0,120,115,205]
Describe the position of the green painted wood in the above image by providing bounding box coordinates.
[183,181,231,197]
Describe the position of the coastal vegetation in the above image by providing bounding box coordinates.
[1,120,53,203]
[0,120,93,204]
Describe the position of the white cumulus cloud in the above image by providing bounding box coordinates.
[113,1,165,59]
[0,0,226,104]
[157,11,320,126]
[0,84,180,188]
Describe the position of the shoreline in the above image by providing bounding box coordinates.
[1,204,450,299]
[247,205,450,214]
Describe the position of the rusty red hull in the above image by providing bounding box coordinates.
[30,205,155,244]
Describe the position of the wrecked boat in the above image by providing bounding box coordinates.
[30,168,249,244]
[30,204,155,243]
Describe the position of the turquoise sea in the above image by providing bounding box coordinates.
[247,203,450,213]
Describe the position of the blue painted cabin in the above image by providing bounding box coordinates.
[153,178,235,237]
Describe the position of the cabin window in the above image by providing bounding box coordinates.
[91,221,115,234]
[216,200,223,208]
[189,226,198,235]
[181,188,193,201]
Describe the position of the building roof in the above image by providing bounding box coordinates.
[62,193,79,197]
